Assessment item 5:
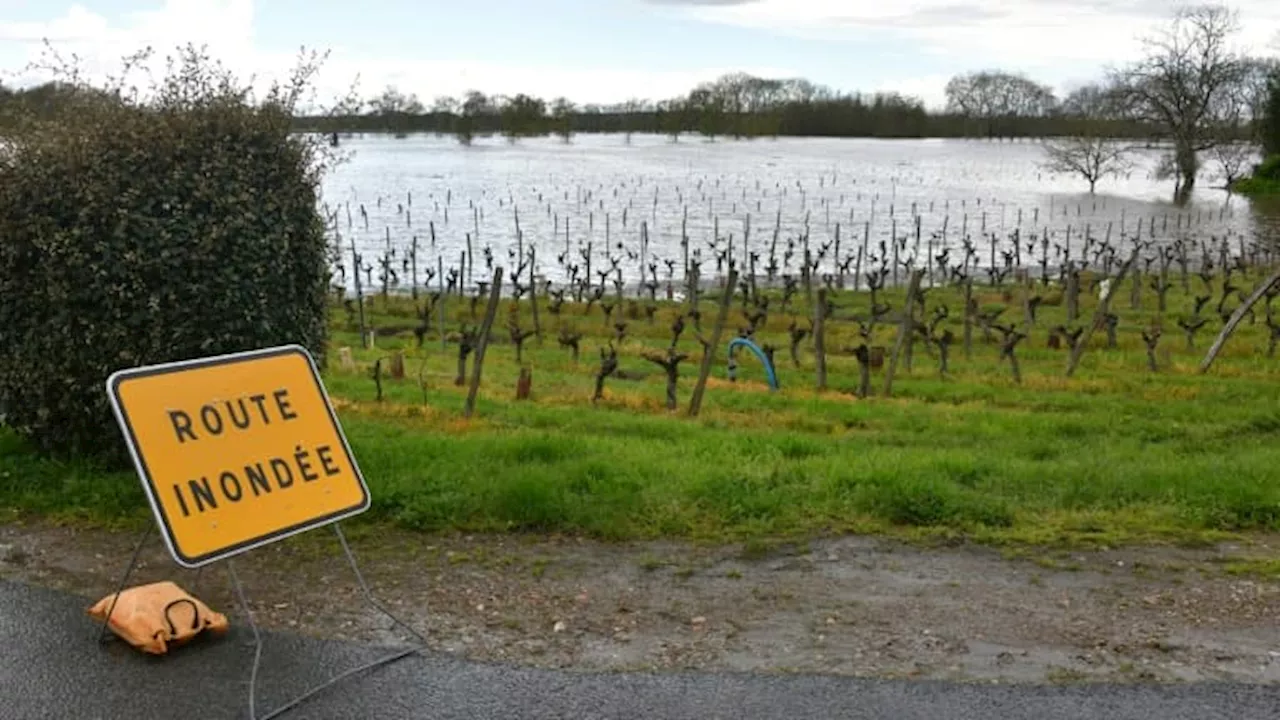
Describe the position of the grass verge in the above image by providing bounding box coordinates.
[3,271,1279,548]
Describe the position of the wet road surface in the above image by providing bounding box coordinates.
[2,579,1277,719]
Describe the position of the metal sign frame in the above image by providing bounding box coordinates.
[106,344,371,568]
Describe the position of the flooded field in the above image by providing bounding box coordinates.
[319,133,1277,293]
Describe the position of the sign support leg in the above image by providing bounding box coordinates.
[96,524,152,645]
[227,522,428,720]
[333,523,429,646]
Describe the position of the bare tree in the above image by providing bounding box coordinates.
[367,85,423,137]
[430,96,457,138]
[1109,5,1249,199]
[1059,83,1128,118]
[1238,58,1280,141]
[945,70,1058,137]
[368,85,423,116]
[620,98,646,144]
[1210,140,1259,186]
[1209,57,1274,185]
[1041,135,1135,193]
[1041,82,1136,193]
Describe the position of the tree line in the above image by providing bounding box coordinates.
[284,3,1279,172]
[2,4,1275,199]
[0,73,1156,141]
[291,72,1160,143]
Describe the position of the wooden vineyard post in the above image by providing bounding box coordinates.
[1066,250,1136,378]
[814,288,828,391]
[529,246,542,345]
[1020,270,1034,333]
[352,244,367,349]
[1200,269,1280,374]
[438,256,446,350]
[464,267,504,418]
[883,270,924,398]
[963,277,974,360]
[688,268,738,418]
[1065,262,1079,324]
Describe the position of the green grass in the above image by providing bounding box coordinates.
[1231,155,1280,195]
[3,267,1279,547]
[1231,176,1280,195]
[1222,558,1280,579]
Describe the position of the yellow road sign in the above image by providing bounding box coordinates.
[107,345,370,568]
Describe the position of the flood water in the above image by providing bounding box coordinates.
[320,133,1280,294]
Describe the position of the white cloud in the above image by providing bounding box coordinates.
[676,0,1280,106]
[4,1,1276,112]
[0,1,795,110]
[0,1,267,92]
[688,1,1278,68]
[0,4,111,43]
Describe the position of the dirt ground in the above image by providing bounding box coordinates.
[3,519,1280,684]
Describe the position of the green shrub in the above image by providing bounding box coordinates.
[1231,156,1280,195]
[0,47,341,462]
[1253,155,1280,181]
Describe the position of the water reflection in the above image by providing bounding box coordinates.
[1245,194,1280,248]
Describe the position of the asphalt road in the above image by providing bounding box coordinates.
[2,579,1278,720]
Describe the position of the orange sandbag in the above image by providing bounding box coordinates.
[87,581,229,655]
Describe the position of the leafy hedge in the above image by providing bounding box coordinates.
[0,48,338,462]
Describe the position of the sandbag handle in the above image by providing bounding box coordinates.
[162,598,202,635]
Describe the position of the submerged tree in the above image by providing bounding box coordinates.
[1041,135,1135,193]
[501,93,547,142]
[1210,140,1259,186]
[550,96,575,143]
[1041,82,1135,193]
[1109,5,1250,200]
[366,85,423,137]
[455,90,491,146]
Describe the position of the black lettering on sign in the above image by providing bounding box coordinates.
[295,445,320,482]
[169,441,352,516]
[316,445,342,477]
[269,457,295,489]
[168,390,301,447]
[226,399,251,430]
[188,478,218,512]
[219,471,243,502]
[169,411,197,443]
[274,389,298,421]
[172,484,192,517]
[249,394,271,424]
[200,405,224,436]
[245,463,271,497]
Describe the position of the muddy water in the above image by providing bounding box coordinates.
[319,134,1278,293]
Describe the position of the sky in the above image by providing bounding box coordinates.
[0,1,1278,112]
